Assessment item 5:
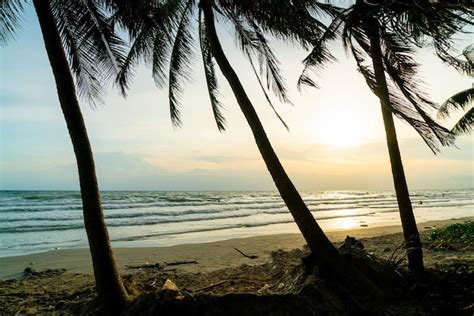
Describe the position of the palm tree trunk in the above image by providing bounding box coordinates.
[201,2,337,261]
[33,0,129,311]
[365,21,424,277]
[201,3,387,299]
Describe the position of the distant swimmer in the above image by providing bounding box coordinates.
[419,200,423,205]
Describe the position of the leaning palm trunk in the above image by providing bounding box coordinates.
[33,0,129,310]
[364,20,424,276]
[201,2,337,261]
[201,3,384,299]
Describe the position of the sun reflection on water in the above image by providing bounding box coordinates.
[333,217,359,230]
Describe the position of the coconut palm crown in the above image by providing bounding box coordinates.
[438,45,474,135]
[300,0,473,152]
[107,0,340,130]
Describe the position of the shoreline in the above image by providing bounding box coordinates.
[1,216,472,280]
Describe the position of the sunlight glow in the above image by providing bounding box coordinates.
[333,217,359,230]
[310,108,376,148]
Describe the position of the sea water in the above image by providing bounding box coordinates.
[0,190,472,257]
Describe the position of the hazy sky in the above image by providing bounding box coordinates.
[1,6,472,191]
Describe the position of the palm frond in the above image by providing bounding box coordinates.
[168,0,195,127]
[217,0,327,50]
[78,0,126,78]
[380,1,473,75]
[462,44,474,65]
[198,9,226,132]
[52,0,103,105]
[250,21,290,104]
[0,0,25,45]
[116,1,183,95]
[378,29,454,144]
[117,28,155,95]
[298,8,348,90]
[221,8,290,104]
[451,107,473,135]
[248,56,289,131]
[354,43,454,152]
[52,0,127,106]
[438,88,474,119]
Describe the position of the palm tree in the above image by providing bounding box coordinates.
[438,88,473,135]
[438,46,474,135]
[1,0,129,310]
[300,0,471,277]
[112,0,384,294]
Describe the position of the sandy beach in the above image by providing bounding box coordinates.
[1,217,472,280]
[1,217,473,315]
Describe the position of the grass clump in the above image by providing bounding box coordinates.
[427,222,474,250]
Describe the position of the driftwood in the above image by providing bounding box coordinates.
[125,263,162,270]
[234,248,258,259]
[126,260,197,270]
[192,280,227,293]
[165,260,198,266]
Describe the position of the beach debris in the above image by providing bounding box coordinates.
[55,300,65,310]
[234,247,258,259]
[165,260,198,266]
[23,267,66,278]
[125,262,162,270]
[360,224,368,227]
[192,280,227,293]
[339,236,365,251]
[257,283,272,293]
[160,279,185,300]
[127,260,198,270]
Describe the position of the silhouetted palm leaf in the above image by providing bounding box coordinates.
[452,108,473,135]
[1,0,26,45]
[199,10,226,131]
[52,0,126,105]
[438,88,474,135]
[115,0,326,129]
[299,0,466,152]
[168,0,194,127]
[439,88,474,118]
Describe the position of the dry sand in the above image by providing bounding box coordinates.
[1,217,472,280]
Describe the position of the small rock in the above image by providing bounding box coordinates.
[160,279,182,301]
[24,267,37,276]
[55,300,65,309]
[258,284,271,293]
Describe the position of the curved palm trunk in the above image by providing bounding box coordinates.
[33,0,129,311]
[200,2,385,299]
[201,3,337,261]
[365,21,424,277]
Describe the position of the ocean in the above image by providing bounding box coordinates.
[0,190,472,257]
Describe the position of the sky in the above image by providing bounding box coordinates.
[0,5,472,191]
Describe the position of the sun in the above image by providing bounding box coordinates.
[310,107,375,148]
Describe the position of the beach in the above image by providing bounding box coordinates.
[2,217,472,280]
[1,217,473,314]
